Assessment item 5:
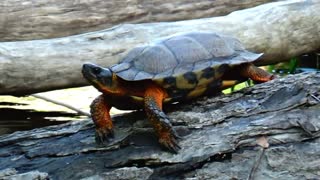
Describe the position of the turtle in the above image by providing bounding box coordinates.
[82,32,275,153]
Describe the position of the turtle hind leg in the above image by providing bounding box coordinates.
[144,85,181,153]
[239,63,275,82]
[90,95,114,144]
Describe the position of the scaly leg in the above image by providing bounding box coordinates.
[90,95,114,143]
[144,85,181,153]
[239,63,275,82]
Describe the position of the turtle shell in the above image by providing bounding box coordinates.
[111,32,262,98]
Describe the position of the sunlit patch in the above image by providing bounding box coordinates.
[222,81,250,94]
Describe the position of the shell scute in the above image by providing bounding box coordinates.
[116,68,139,80]
[184,32,241,57]
[113,32,263,89]
[133,45,177,74]
[163,36,211,64]
[111,62,131,73]
[173,63,194,76]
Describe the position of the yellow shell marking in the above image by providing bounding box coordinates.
[187,86,207,98]
[221,80,239,90]
[185,69,215,98]
[196,70,215,86]
[175,75,197,89]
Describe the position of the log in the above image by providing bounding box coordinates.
[0,0,277,41]
[0,72,319,179]
[0,0,319,95]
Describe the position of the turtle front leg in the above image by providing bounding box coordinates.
[90,95,114,144]
[144,85,181,153]
[239,63,275,82]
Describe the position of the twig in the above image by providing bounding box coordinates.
[30,94,91,117]
[248,136,269,180]
[248,148,265,180]
[310,94,320,102]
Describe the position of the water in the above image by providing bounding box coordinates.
[0,87,96,136]
[0,107,78,136]
[0,86,126,136]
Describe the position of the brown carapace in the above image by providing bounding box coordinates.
[82,32,275,153]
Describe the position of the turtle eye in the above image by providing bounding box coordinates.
[92,67,101,74]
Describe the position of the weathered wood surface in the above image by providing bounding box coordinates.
[0,0,277,41]
[1,0,319,95]
[0,72,319,179]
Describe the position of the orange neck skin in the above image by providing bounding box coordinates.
[95,75,168,100]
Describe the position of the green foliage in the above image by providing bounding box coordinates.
[268,57,298,75]
[288,57,298,74]
[268,52,320,76]
[223,81,250,94]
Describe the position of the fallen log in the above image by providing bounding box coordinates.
[0,0,277,41]
[0,0,319,95]
[0,72,319,179]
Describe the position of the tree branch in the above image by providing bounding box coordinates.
[0,72,319,179]
[0,0,319,95]
[0,0,277,41]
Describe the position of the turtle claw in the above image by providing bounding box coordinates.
[159,130,182,154]
[95,127,114,144]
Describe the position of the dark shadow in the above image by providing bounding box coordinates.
[0,108,82,136]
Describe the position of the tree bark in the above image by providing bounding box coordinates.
[0,0,278,41]
[0,72,319,179]
[0,0,319,95]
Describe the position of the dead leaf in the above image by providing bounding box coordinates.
[257,136,269,148]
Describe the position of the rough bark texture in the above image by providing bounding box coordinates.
[0,0,319,95]
[0,72,319,180]
[0,0,277,41]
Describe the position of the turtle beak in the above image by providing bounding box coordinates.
[82,63,113,87]
[82,63,99,81]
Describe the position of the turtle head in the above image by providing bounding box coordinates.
[82,63,118,93]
